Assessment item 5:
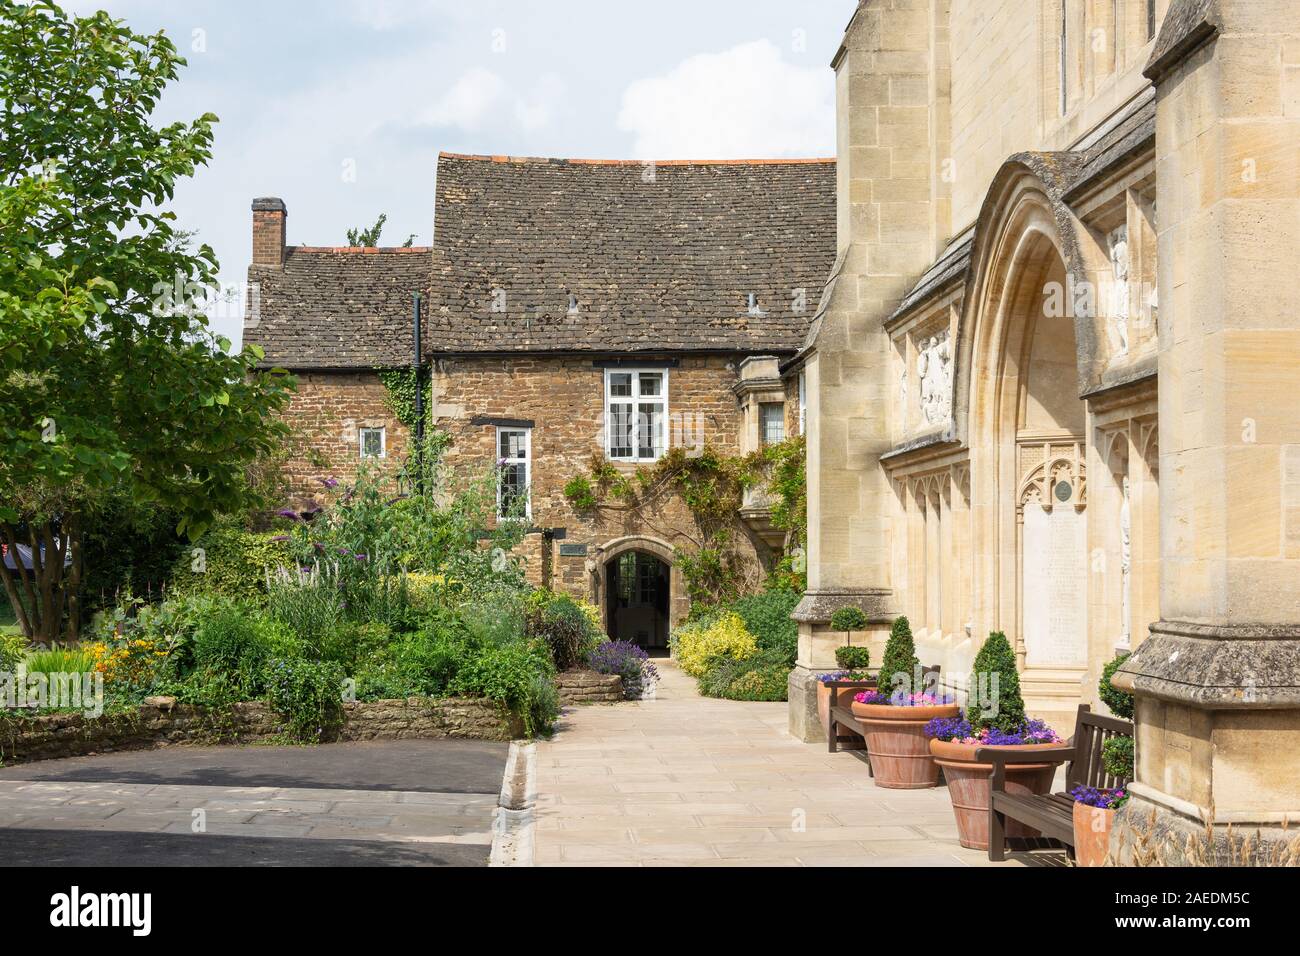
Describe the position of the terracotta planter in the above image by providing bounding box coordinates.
[1072,802,1115,867]
[929,739,1061,850]
[849,701,960,790]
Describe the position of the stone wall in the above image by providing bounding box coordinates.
[555,670,623,705]
[274,354,785,629]
[430,353,775,622]
[278,370,410,505]
[0,697,523,766]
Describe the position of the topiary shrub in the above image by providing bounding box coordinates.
[1100,652,1135,719]
[969,631,1025,734]
[835,646,871,669]
[1102,735,1134,780]
[876,616,921,700]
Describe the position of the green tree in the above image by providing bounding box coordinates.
[876,616,921,701]
[0,1,293,642]
[347,214,387,247]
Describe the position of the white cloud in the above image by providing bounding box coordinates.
[616,39,834,159]
[423,68,511,131]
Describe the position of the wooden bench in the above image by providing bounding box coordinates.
[827,665,943,777]
[979,704,1133,862]
[826,678,876,754]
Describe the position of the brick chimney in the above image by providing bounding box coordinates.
[251,197,286,267]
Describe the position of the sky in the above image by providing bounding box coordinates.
[62,0,851,347]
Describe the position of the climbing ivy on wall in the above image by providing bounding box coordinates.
[563,437,808,608]
[376,367,429,431]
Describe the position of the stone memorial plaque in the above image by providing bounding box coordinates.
[558,543,588,557]
[1022,503,1087,667]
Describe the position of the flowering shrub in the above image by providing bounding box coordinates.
[1071,786,1128,810]
[589,640,659,700]
[924,714,1063,745]
[87,638,169,686]
[673,612,757,678]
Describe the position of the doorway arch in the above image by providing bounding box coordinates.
[591,535,680,653]
[959,166,1100,710]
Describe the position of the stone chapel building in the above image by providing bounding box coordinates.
[791,0,1300,857]
[245,155,834,650]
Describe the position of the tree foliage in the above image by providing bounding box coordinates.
[0,1,293,640]
[876,615,920,701]
[970,631,1025,733]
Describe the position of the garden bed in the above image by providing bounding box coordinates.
[0,695,524,765]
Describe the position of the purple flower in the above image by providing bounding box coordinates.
[317,477,340,489]
[354,553,369,562]
[854,690,889,705]
[276,509,299,521]
[1071,786,1128,810]
[337,547,351,556]
[924,716,975,741]
[270,535,290,543]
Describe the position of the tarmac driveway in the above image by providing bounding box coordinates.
[0,739,508,867]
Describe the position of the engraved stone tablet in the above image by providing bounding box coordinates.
[1022,503,1088,667]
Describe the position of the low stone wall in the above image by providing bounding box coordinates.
[0,696,524,766]
[556,670,624,705]
[340,698,523,741]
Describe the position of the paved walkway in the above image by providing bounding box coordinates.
[534,662,1050,867]
[0,740,506,866]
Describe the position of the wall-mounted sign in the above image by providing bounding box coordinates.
[558,543,588,558]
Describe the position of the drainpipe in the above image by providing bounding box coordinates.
[413,291,424,494]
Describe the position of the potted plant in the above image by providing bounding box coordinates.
[830,606,870,670]
[1070,786,1128,867]
[816,608,873,737]
[924,631,1065,849]
[847,616,958,789]
[1100,652,1134,719]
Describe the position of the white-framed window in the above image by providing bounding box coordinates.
[496,427,531,520]
[797,371,807,436]
[359,426,386,459]
[760,403,785,445]
[605,368,667,462]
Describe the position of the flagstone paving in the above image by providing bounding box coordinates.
[533,661,1064,867]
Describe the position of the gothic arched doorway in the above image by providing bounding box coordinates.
[605,550,670,652]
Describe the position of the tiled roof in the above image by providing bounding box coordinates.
[428,153,836,354]
[245,154,836,367]
[246,248,431,369]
